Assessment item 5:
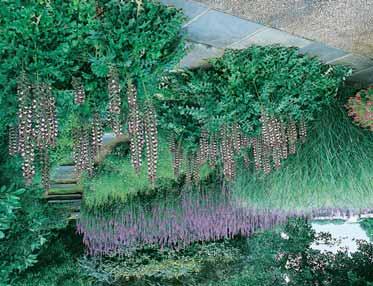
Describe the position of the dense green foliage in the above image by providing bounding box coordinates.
[361,219,373,241]
[12,224,89,286]
[157,46,350,150]
[0,186,69,285]
[14,217,373,286]
[0,0,185,184]
[215,218,373,286]
[80,239,247,285]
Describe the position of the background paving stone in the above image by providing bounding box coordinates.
[195,0,373,58]
[51,166,77,181]
[229,27,311,49]
[179,42,224,68]
[300,42,348,63]
[348,67,373,86]
[328,54,373,73]
[159,0,373,85]
[185,9,264,48]
[160,0,209,20]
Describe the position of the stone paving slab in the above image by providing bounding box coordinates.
[229,27,311,49]
[160,0,209,21]
[49,183,83,193]
[179,42,224,68]
[348,67,373,86]
[195,0,373,58]
[299,42,348,63]
[327,54,373,73]
[185,9,264,48]
[102,133,116,145]
[162,0,373,85]
[51,165,77,181]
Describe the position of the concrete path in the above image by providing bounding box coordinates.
[161,0,373,86]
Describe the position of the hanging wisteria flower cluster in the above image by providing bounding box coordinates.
[169,134,183,178]
[144,101,158,185]
[126,80,160,183]
[73,126,94,177]
[166,112,308,183]
[251,112,307,174]
[72,114,104,178]
[91,112,104,158]
[107,67,122,137]
[127,79,144,174]
[72,77,86,105]
[9,73,58,188]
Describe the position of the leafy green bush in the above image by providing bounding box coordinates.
[157,46,350,150]
[0,186,69,285]
[0,0,185,185]
[361,219,373,241]
[12,224,90,286]
[79,239,247,286]
[215,218,373,286]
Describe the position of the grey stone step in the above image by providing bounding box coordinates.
[51,165,78,183]
[46,193,82,200]
[160,0,209,21]
[102,132,117,145]
[185,9,264,48]
[47,199,82,204]
[179,42,224,69]
[49,183,83,194]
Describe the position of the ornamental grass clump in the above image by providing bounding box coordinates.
[233,98,373,211]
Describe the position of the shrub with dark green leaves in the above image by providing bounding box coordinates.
[157,46,350,179]
[158,46,349,143]
[0,186,69,285]
[12,224,90,286]
[79,239,247,286]
[0,0,185,185]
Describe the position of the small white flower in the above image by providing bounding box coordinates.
[283,274,290,284]
[281,232,289,240]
